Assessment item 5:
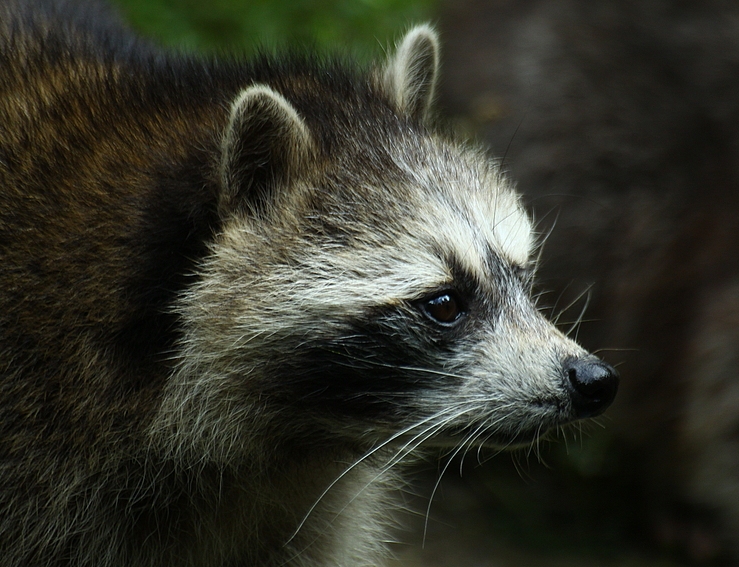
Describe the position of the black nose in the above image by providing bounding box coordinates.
[564,357,619,418]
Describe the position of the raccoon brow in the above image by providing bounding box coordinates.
[434,253,485,298]
[482,247,532,283]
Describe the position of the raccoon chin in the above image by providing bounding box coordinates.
[419,424,556,452]
[376,413,559,454]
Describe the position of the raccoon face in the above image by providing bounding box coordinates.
[161,26,617,461]
[247,144,616,449]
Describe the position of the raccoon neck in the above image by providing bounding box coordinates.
[117,447,400,567]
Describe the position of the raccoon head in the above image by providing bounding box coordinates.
[158,25,618,462]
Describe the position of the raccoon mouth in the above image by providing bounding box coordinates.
[376,398,574,451]
[423,424,557,450]
[428,399,574,449]
[393,413,568,451]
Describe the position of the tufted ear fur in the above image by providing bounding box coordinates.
[382,24,440,122]
[219,85,313,218]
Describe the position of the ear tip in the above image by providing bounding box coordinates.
[236,84,278,100]
[406,22,439,42]
[230,85,292,117]
[228,84,312,144]
[398,24,440,58]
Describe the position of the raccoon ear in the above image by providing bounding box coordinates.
[219,85,313,218]
[382,24,440,122]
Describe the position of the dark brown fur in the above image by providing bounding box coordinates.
[0,2,410,564]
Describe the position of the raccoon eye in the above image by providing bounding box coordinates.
[422,292,463,325]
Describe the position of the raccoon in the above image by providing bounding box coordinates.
[0,0,618,566]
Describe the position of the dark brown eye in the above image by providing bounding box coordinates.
[423,292,463,324]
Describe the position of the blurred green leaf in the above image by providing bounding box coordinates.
[110,0,438,59]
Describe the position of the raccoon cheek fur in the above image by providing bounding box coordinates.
[0,3,618,566]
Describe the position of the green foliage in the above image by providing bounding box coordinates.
[110,0,437,59]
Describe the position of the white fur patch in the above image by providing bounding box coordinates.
[391,137,533,281]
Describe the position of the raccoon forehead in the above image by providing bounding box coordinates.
[392,141,534,273]
[428,185,532,270]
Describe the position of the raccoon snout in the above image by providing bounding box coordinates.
[563,357,619,418]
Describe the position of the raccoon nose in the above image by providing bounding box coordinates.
[563,357,619,418]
